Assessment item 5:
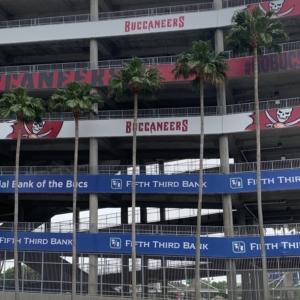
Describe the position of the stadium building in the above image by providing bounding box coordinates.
[0,0,300,299]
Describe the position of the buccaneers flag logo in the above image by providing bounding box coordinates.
[245,0,300,18]
[6,121,63,139]
[246,107,300,130]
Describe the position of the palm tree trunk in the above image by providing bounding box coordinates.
[254,46,269,300]
[14,120,21,300]
[72,117,79,300]
[131,93,138,300]
[195,78,204,300]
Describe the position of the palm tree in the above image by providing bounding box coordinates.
[49,82,103,300]
[226,8,289,300]
[172,41,228,300]
[0,87,45,300]
[107,57,164,300]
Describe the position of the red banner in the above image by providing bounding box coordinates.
[6,121,63,139]
[246,0,300,18]
[0,50,299,91]
[246,107,300,130]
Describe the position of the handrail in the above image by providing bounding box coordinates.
[0,39,299,76]
[2,221,298,237]
[0,96,298,122]
[0,157,299,175]
[0,0,266,30]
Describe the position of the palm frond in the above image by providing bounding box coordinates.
[0,87,45,122]
[108,56,164,101]
[49,82,103,117]
[226,7,289,55]
[172,40,228,90]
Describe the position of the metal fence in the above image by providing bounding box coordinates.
[0,2,214,29]
[1,222,299,237]
[0,96,299,123]
[0,157,299,176]
[0,250,299,300]
[0,56,179,75]
[224,41,300,59]
[1,38,300,75]
[221,0,272,8]
[0,0,277,30]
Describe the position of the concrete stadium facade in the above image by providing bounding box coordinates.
[1,0,300,299]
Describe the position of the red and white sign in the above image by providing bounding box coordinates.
[125,16,184,33]
[1,107,300,140]
[246,0,300,18]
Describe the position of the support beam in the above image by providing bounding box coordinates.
[0,7,11,21]
[214,3,237,299]
[140,207,147,224]
[98,41,114,59]
[98,138,127,158]
[121,207,128,224]
[99,0,113,12]
[228,134,244,163]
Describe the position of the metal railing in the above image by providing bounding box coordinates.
[0,0,268,30]
[0,55,178,75]
[0,39,299,76]
[74,207,199,225]
[0,157,299,175]
[2,222,299,237]
[224,41,300,59]
[0,251,292,299]
[0,96,299,124]
[0,3,213,29]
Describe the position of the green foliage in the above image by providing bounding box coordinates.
[226,7,289,54]
[172,40,228,90]
[107,57,164,100]
[0,265,40,280]
[0,87,45,123]
[49,82,103,118]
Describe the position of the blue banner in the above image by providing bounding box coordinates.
[0,174,224,194]
[0,168,300,194]
[227,169,300,193]
[1,232,300,258]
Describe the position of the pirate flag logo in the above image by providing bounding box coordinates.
[6,120,63,139]
[245,0,299,18]
[246,107,300,130]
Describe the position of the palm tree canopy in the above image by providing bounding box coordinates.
[172,40,229,89]
[0,87,45,123]
[226,7,289,54]
[49,82,103,118]
[107,57,164,100]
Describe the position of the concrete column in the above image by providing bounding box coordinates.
[90,0,98,69]
[139,159,146,175]
[88,1,99,295]
[121,207,128,224]
[142,256,149,298]
[90,0,98,21]
[214,2,237,299]
[140,207,147,224]
[241,272,252,300]
[158,160,164,174]
[283,272,295,299]
[158,162,166,223]
[75,209,80,231]
[122,255,130,296]
[160,208,166,222]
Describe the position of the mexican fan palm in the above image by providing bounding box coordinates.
[49,82,103,300]
[0,87,45,300]
[172,41,228,300]
[226,8,289,299]
[108,57,164,300]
